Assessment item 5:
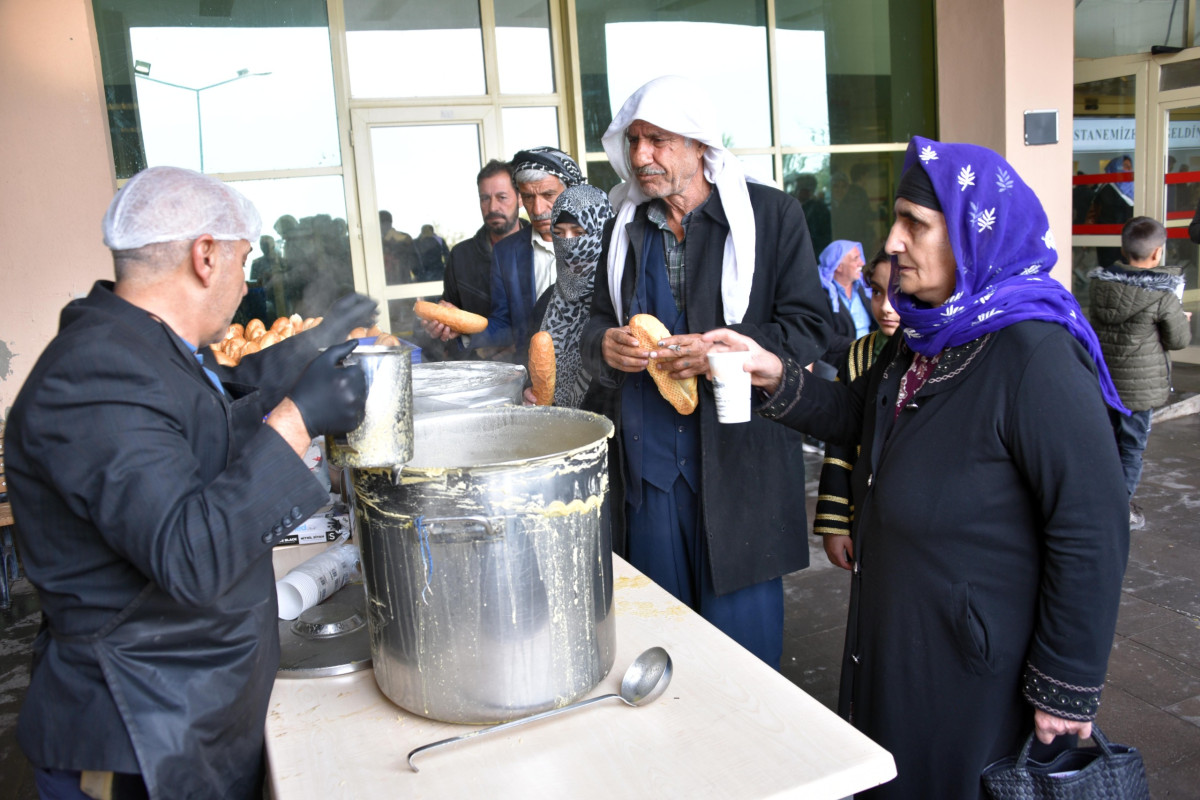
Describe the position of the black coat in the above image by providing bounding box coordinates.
[821,282,877,367]
[581,183,832,595]
[7,282,329,799]
[760,321,1129,799]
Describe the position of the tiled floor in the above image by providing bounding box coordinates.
[2,366,1199,799]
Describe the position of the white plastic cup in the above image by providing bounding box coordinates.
[276,542,361,620]
[706,350,753,424]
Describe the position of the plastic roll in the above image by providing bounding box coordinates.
[276,542,361,620]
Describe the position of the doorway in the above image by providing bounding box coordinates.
[1074,51,1200,363]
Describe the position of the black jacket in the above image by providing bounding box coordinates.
[7,282,329,799]
[760,321,1128,799]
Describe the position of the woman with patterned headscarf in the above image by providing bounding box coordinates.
[528,184,614,408]
[702,137,1130,800]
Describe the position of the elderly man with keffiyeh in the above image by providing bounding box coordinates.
[580,76,831,667]
[704,137,1130,800]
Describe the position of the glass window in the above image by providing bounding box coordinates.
[575,0,771,153]
[501,107,560,154]
[496,0,555,94]
[584,159,621,193]
[230,175,354,324]
[369,124,483,286]
[1072,75,1137,305]
[93,1,339,177]
[344,0,485,98]
[775,0,936,147]
[1077,1,1184,59]
[782,151,904,258]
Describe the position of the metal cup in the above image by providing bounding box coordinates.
[326,344,414,469]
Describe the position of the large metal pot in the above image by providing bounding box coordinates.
[351,406,616,723]
[411,361,526,415]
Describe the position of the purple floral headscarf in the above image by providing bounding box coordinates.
[891,136,1128,413]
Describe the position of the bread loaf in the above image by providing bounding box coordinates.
[628,314,698,415]
[414,299,488,334]
[528,331,556,406]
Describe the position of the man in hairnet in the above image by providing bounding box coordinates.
[6,166,377,800]
[581,76,831,666]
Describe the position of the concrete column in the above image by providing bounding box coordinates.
[936,0,1074,289]
[0,0,116,418]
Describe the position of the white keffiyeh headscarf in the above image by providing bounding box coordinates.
[601,75,757,325]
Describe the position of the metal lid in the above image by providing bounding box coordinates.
[277,583,372,678]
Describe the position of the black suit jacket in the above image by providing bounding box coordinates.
[7,281,329,799]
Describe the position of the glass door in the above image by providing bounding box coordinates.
[350,106,499,347]
[1160,100,1200,357]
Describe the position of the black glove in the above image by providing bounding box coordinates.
[306,293,379,349]
[288,340,367,437]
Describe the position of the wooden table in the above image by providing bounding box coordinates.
[266,546,895,799]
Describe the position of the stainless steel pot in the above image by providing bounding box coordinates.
[411,362,526,415]
[326,344,414,469]
[351,406,616,723]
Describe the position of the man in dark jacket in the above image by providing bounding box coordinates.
[6,166,374,800]
[1089,215,1192,529]
[433,160,526,359]
[425,148,581,364]
[581,76,829,667]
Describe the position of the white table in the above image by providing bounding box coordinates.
[266,546,895,799]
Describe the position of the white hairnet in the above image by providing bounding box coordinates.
[102,166,262,251]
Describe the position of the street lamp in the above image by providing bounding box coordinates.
[133,62,272,172]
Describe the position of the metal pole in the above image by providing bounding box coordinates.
[195,89,203,173]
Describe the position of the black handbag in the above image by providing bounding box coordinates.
[981,726,1150,800]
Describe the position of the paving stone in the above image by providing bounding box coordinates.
[1105,637,1200,708]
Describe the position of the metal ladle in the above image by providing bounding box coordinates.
[406,646,674,772]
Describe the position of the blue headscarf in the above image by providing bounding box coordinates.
[1105,154,1134,205]
[817,239,867,314]
[891,136,1128,413]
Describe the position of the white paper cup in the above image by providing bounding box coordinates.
[706,350,753,424]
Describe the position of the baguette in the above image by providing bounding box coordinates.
[414,299,488,334]
[528,331,556,406]
[628,314,698,415]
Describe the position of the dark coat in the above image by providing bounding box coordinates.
[759,321,1129,799]
[7,282,329,800]
[443,220,531,320]
[473,227,545,364]
[1088,263,1190,410]
[821,282,877,367]
[581,183,832,595]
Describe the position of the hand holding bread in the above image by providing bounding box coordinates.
[528,331,556,406]
[628,314,698,415]
[414,299,488,335]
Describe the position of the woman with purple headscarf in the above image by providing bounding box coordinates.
[702,137,1129,799]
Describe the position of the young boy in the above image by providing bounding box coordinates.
[813,249,900,568]
[1089,216,1192,530]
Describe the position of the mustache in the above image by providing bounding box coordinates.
[530,211,552,222]
[485,213,509,221]
[635,167,666,177]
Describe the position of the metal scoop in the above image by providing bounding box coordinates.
[406,646,673,772]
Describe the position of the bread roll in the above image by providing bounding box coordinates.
[628,314,698,415]
[258,330,282,349]
[304,316,323,331]
[528,331,555,406]
[413,300,488,334]
[240,340,261,357]
[212,347,238,367]
[245,318,266,340]
[225,323,243,341]
[375,333,401,347]
[348,327,368,340]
